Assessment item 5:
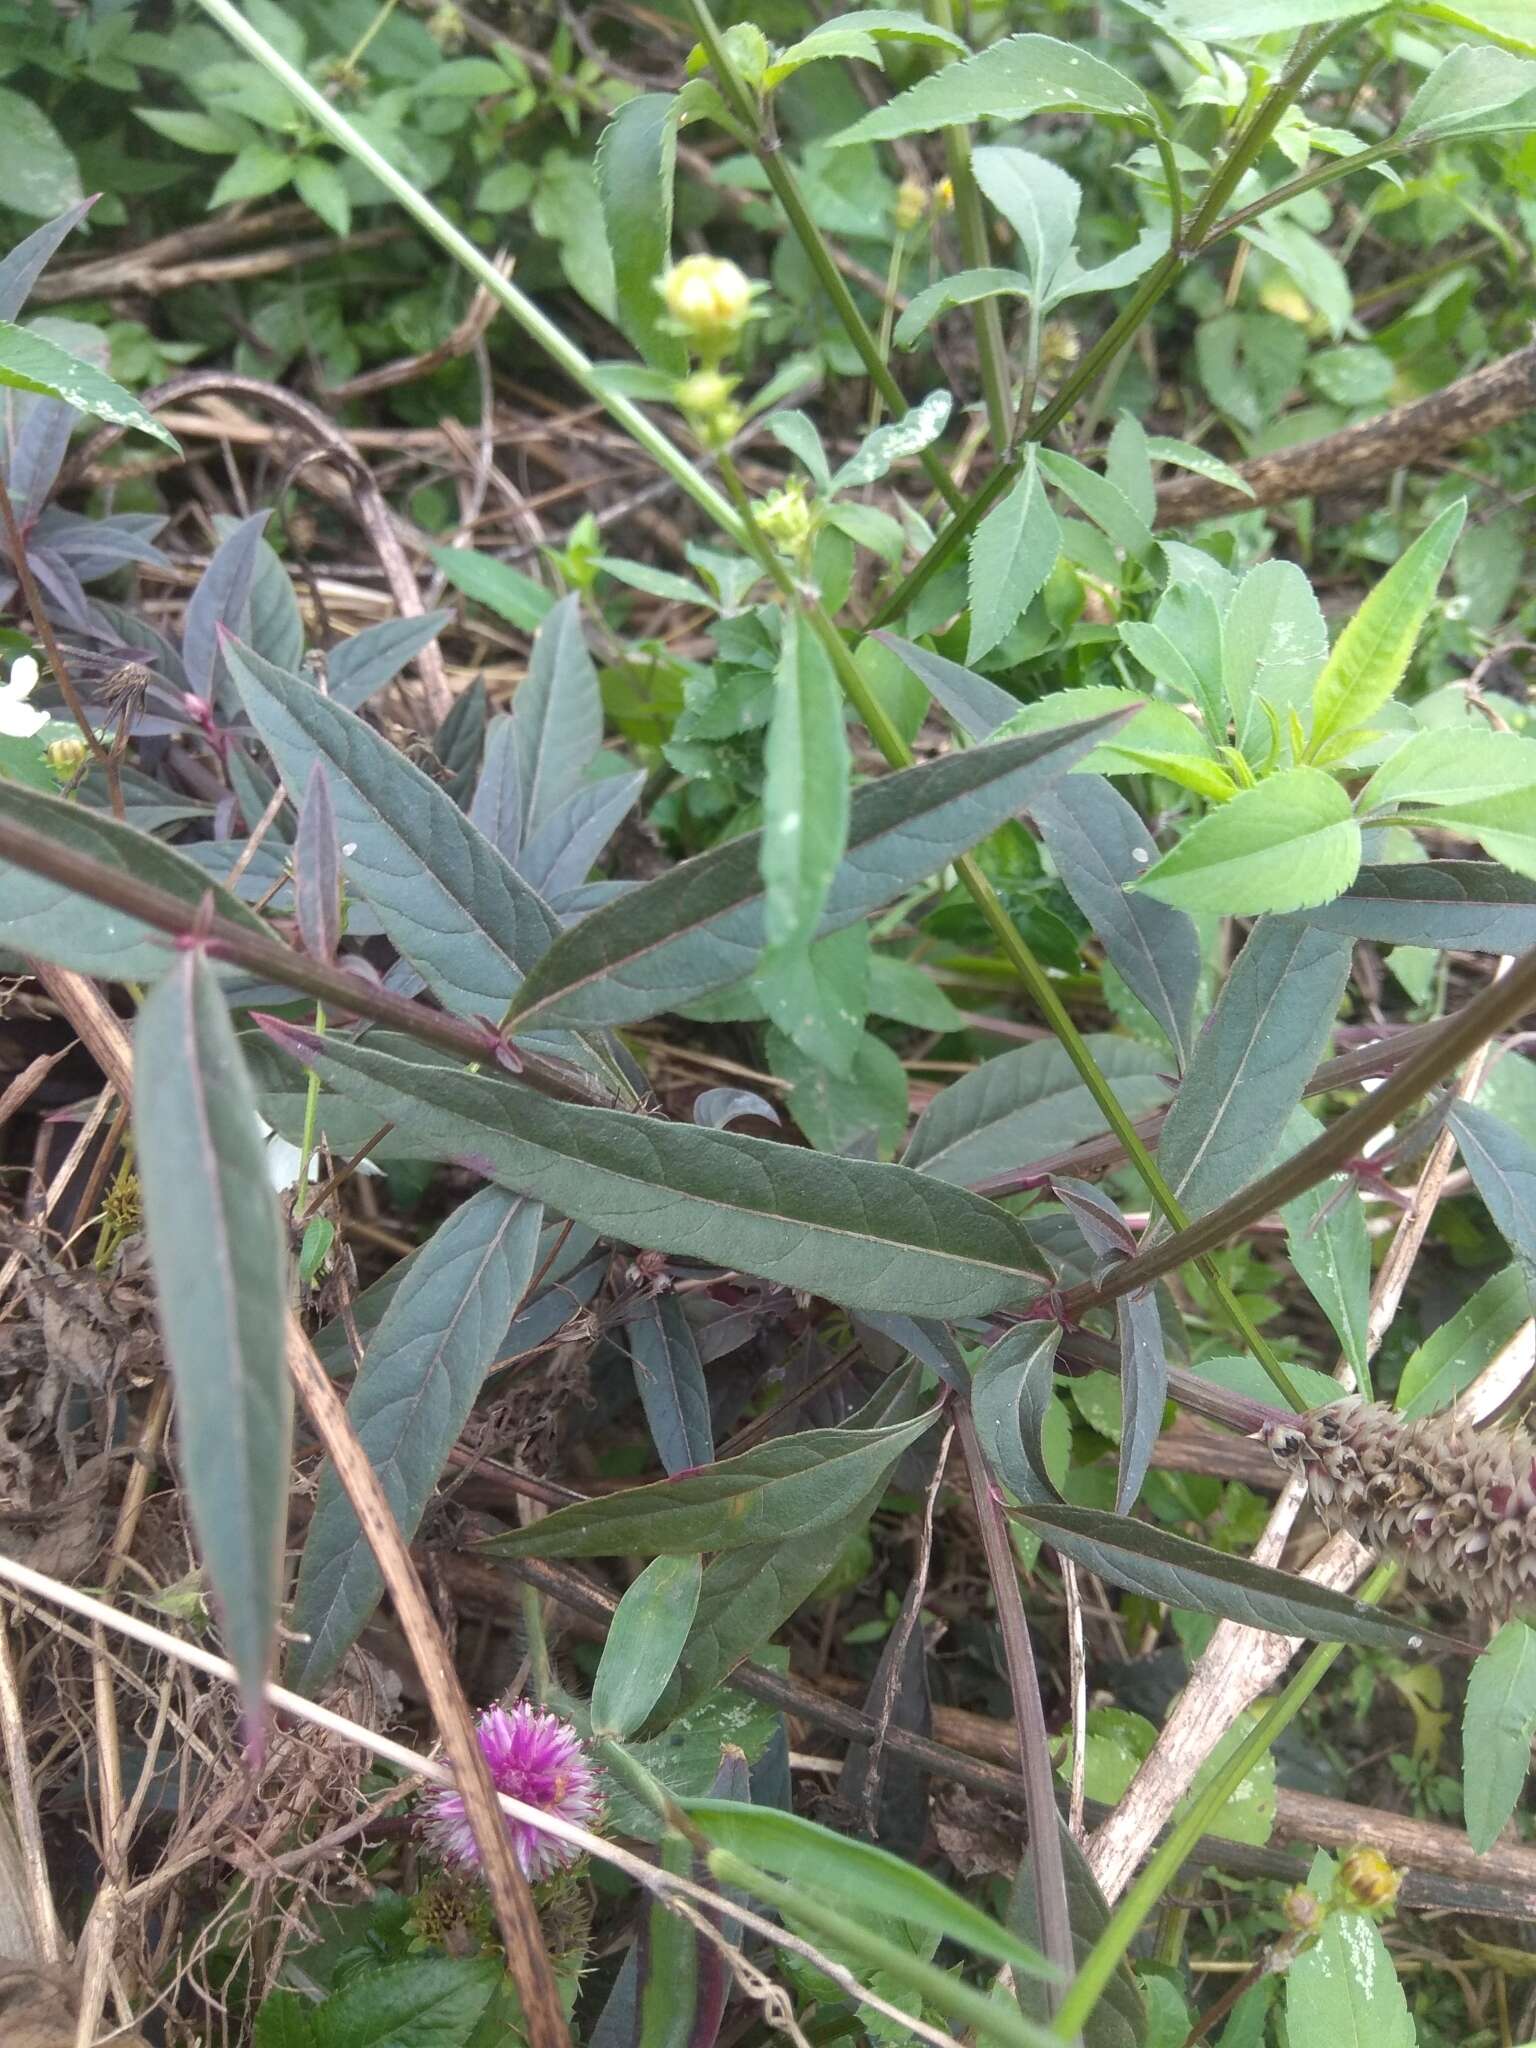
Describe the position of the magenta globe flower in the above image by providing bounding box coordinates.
[422,1702,603,1880]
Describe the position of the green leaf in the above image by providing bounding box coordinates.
[294,1034,1046,1317]
[1396,43,1536,146]
[1195,312,1305,436]
[1425,790,1536,881]
[1033,776,1201,1068]
[1309,501,1465,748]
[628,1291,713,1474]
[761,613,851,958]
[210,144,294,207]
[867,954,965,1032]
[682,1800,1050,1979]
[1222,560,1328,758]
[1011,1819,1145,2048]
[1010,1503,1435,1651]
[967,450,1062,663]
[592,1555,703,1738]
[1448,1100,1536,1307]
[487,1409,935,1561]
[1164,0,1384,30]
[506,713,1125,1032]
[292,156,350,236]
[753,922,869,1075]
[1038,449,1152,560]
[430,546,553,630]
[1135,769,1361,917]
[973,1323,1060,1507]
[0,779,268,979]
[1156,920,1351,1219]
[224,637,562,1018]
[1463,1620,1536,1853]
[1145,436,1255,503]
[0,88,83,219]
[135,951,292,1729]
[894,267,1031,351]
[769,8,967,82]
[972,146,1079,299]
[828,388,953,492]
[829,34,1155,146]
[873,630,1019,740]
[307,1955,500,2048]
[1300,860,1536,952]
[1397,1265,1533,1419]
[1284,1908,1415,2048]
[904,1034,1173,1186]
[286,1189,544,1695]
[1280,1114,1371,1389]
[0,318,177,449]
[1360,728,1536,813]
[768,1025,910,1158]
[597,93,685,376]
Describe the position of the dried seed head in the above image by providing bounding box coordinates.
[1264,1398,1536,1616]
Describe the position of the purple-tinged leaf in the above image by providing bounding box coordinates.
[327,610,453,711]
[1449,1100,1536,1309]
[293,762,340,965]
[1114,1284,1166,1516]
[973,1322,1061,1507]
[873,629,1019,739]
[515,594,602,836]
[1301,860,1536,953]
[0,197,96,322]
[184,510,271,706]
[135,948,292,1736]
[517,768,644,898]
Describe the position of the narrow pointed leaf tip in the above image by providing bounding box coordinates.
[251,1012,326,1063]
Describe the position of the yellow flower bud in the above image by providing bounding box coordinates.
[894,177,928,232]
[675,367,738,418]
[934,176,955,213]
[756,478,815,559]
[660,254,758,356]
[1338,1848,1401,1914]
[46,734,90,778]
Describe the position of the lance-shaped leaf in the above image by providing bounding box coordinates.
[760,612,850,958]
[327,610,453,710]
[135,950,291,1731]
[0,778,267,980]
[293,762,340,965]
[628,1292,713,1475]
[224,635,560,1016]
[1300,861,1536,952]
[830,33,1155,146]
[184,510,270,706]
[1463,1619,1536,1853]
[1012,1818,1145,2048]
[1010,1502,1437,1651]
[1156,919,1351,1220]
[505,713,1124,1032]
[682,1801,1051,1980]
[286,1188,545,1694]
[968,450,1061,663]
[1448,1100,1536,1307]
[1032,776,1201,1068]
[289,1033,1046,1317]
[511,594,604,838]
[873,629,1019,739]
[591,1554,703,1740]
[482,1408,937,1559]
[0,316,178,448]
[1280,1109,1371,1394]
[596,92,685,376]
[973,1323,1061,1507]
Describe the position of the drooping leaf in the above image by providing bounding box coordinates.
[0,317,177,448]
[1448,1100,1536,1307]
[1299,860,1536,952]
[224,637,561,1016]
[628,1291,713,1475]
[482,1408,937,1560]
[761,612,851,958]
[972,1323,1061,1506]
[829,34,1155,146]
[1309,501,1466,748]
[0,778,267,980]
[506,713,1125,1031]
[905,1033,1173,1186]
[1033,776,1201,1068]
[286,1188,545,1695]
[591,1554,703,1740]
[1156,920,1351,1219]
[1011,1503,1436,1651]
[1463,1619,1536,1853]
[135,950,292,1728]
[294,1033,1045,1316]
[967,449,1062,663]
[597,93,686,375]
[1135,769,1361,917]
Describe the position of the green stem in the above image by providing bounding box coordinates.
[1051,1563,1397,2041]
[1197,136,1402,251]
[340,0,399,74]
[293,1000,326,1204]
[192,0,746,552]
[868,228,908,432]
[684,0,967,514]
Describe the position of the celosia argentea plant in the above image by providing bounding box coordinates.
[6,3,1536,2044]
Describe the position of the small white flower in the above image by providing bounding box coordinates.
[0,655,47,740]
